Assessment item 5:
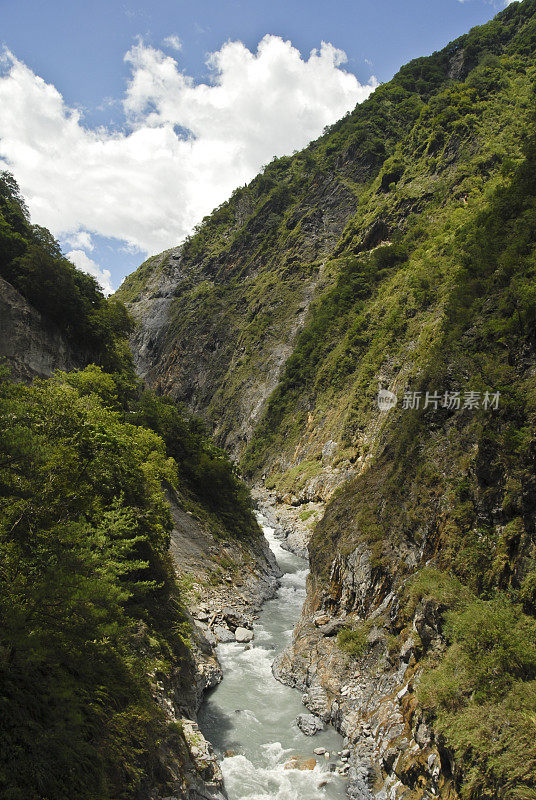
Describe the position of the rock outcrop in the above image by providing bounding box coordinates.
[0,277,85,381]
[273,547,454,800]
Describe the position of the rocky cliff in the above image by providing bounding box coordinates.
[0,276,87,381]
[119,2,536,797]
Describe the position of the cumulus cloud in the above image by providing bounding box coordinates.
[0,36,377,287]
[64,230,94,251]
[66,249,114,295]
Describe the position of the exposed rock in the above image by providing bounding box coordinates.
[284,756,317,771]
[213,625,235,643]
[181,719,227,799]
[0,277,86,382]
[235,626,254,643]
[317,618,347,637]
[275,543,455,800]
[295,713,325,736]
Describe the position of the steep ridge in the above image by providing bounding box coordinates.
[120,2,536,798]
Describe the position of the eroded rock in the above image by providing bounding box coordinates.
[235,626,254,643]
[296,713,324,736]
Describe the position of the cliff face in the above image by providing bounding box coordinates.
[0,276,86,381]
[120,2,536,798]
[120,178,357,460]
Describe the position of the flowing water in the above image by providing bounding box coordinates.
[198,517,347,800]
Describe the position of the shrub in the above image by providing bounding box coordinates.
[337,621,373,658]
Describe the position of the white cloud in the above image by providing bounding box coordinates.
[64,230,94,251]
[162,35,182,51]
[66,249,114,295]
[0,36,377,267]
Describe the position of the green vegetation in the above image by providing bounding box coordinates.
[0,362,260,800]
[131,385,259,540]
[419,597,536,800]
[337,621,373,658]
[114,3,536,795]
[0,368,183,799]
[237,0,536,480]
[405,568,472,615]
[310,108,536,794]
[0,172,132,370]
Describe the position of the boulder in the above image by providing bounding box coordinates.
[296,713,324,736]
[235,626,254,643]
[284,756,317,770]
[213,625,235,643]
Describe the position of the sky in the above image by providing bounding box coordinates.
[0,0,516,292]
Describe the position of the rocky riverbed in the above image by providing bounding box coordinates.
[198,517,349,800]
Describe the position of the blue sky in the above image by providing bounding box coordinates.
[0,0,512,290]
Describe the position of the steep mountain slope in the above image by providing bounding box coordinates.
[273,129,536,799]
[120,0,536,475]
[120,2,536,797]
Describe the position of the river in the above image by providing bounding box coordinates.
[198,515,347,800]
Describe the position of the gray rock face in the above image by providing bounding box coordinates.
[235,626,254,643]
[180,719,228,800]
[153,490,281,800]
[273,521,451,800]
[213,625,236,643]
[317,618,346,637]
[0,277,85,382]
[295,713,324,736]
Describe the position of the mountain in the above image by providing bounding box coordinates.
[118,2,536,797]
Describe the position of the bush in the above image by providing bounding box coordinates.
[337,621,372,658]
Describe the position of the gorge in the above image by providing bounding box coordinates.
[2,2,536,799]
